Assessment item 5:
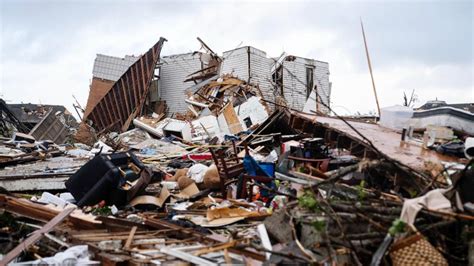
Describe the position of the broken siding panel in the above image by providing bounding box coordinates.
[314,61,331,114]
[159,53,203,114]
[282,58,331,113]
[220,47,249,80]
[221,47,330,113]
[249,51,274,108]
[282,60,307,110]
[221,47,274,108]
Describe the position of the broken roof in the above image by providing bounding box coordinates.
[417,100,474,113]
[83,37,167,133]
[293,111,462,172]
[7,103,77,129]
[92,54,140,82]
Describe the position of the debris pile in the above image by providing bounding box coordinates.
[0,36,473,265]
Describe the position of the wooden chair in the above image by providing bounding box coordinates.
[209,141,244,198]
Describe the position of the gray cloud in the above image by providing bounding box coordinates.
[0,0,472,115]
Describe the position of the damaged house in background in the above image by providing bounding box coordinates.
[0,101,78,144]
[77,38,331,143]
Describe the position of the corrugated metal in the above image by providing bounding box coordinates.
[84,37,166,133]
[92,54,139,81]
[158,53,204,114]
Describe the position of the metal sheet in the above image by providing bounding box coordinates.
[84,37,166,133]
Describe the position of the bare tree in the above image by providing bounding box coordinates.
[403,89,418,107]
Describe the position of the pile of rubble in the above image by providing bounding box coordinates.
[0,37,473,265]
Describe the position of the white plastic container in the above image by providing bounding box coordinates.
[379,105,414,131]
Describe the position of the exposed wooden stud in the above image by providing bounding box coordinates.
[124,226,138,250]
[121,78,131,115]
[0,207,76,265]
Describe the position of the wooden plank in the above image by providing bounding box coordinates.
[95,101,108,131]
[121,78,131,115]
[160,247,218,266]
[125,73,135,114]
[140,58,147,101]
[221,103,243,134]
[124,226,138,250]
[52,123,68,143]
[0,175,69,191]
[110,88,125,125]
[0,195,101,229]
[132,65,140,107]
[104,95,116,127]
[0,207,76,265]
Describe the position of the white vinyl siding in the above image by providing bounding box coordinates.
[282,58,330,113]
[158,53,204,114]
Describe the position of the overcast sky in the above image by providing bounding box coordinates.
[1,0,473,116]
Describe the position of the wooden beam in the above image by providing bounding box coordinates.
[0,207,76,265]
[121,78,131,115]
[124,226,138,250]
[360,18,381,117]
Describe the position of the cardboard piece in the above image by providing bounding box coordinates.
[129,186,170,208]
[200,217,245,228]
[174,183,200,199]
[206,207,266,221]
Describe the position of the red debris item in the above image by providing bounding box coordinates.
[182,153,212,161]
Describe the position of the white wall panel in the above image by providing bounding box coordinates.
[159,53,204,114]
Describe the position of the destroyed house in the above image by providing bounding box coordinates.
[86,45,331,119]
[2,35,473,266]
[0,99,29,136]
[84,51,219,117]
[6,103,77,130]
[274,55,331,114]
[219,46,331,114]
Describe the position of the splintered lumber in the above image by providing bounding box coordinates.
[144,217,265,261]
[193,241,237,256]
[124,226,138,250]
[160,247,218,266]
[0,194,101,229]
[1,207,76,265]
[289,169,401,202]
